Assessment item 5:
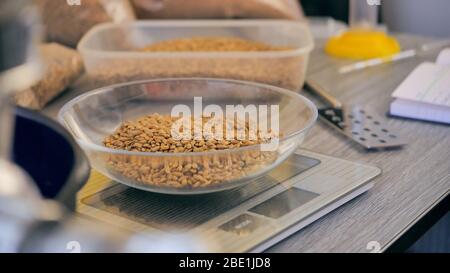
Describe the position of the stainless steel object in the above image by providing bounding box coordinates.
[305,79,407,149]
[0,0,206,253]
[0,157,204,252]
[0,0,42,158]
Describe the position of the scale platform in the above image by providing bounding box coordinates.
[77,149,381,252]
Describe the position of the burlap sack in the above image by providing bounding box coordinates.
[131,0,304,20]
[14,43,84,110]
[35,0,135,48]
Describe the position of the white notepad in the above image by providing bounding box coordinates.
[390,48,450,124]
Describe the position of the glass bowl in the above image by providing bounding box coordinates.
[58,78,317,194]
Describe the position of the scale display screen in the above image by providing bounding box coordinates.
[249,188,319,219]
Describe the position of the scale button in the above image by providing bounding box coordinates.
[218,214,266,236]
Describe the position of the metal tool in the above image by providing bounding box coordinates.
[305,79,406,150]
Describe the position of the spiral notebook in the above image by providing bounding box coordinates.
[390,48,450,124]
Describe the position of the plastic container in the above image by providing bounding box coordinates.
[58,78,317,194]
[77,20,314,91]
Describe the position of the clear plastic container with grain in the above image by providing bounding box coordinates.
[77,20,314,91]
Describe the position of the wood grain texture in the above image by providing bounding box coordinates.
[266,34,450,253]
[43,34,449,253]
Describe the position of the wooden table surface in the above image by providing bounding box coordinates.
[44,34,450,253]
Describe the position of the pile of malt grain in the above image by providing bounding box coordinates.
[140,37,292,52]
[102,113,278,189]
[103,113,272,153]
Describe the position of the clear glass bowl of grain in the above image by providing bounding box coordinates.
[59,78,317,194]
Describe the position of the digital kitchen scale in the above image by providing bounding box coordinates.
[77,149,381,252]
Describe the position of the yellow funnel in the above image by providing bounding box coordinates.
[325,29,400,59]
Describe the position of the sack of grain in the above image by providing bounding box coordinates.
[14,43,84,110]
[131,0,305,20]
[35,0,135,48]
